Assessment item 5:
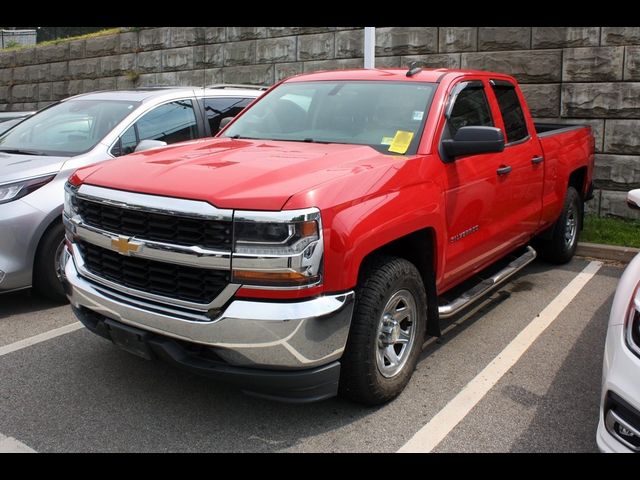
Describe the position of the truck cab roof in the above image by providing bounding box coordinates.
[285,68,517,84]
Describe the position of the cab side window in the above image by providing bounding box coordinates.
[204,97,253,135]
[111,100,198,157]
[446,83,493,139]
[491,82,528,144]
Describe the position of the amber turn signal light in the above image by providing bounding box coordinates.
[232,269,318,287]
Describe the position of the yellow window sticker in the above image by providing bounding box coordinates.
[388,130,414,154]
[381,136,394,145]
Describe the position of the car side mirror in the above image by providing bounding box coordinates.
[628,189,640,210]
[218,116,233,131]
[134,139,168,153]
[442,126,505,162]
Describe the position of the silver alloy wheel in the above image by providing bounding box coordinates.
[54,239,65,282]
[564,203,578,249]
[376,289,418,378]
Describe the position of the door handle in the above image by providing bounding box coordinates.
[497,165,512,175]
[531,156,544,165]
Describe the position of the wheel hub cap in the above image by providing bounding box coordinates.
[375,289,418,378]
[565,206,578,248]
[379,315,401,346]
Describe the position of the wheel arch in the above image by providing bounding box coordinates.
[357,228,441,338]
[569,166,589,201]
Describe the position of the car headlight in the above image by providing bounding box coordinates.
[625,280,640,358]
[0,174,56,205]
[232,208,323,288]
[63,181,79,218]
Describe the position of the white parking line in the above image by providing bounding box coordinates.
[0,322,83,357]
[0,433,36,453]
[398,260,602,453]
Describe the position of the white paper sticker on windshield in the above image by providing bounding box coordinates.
[412,111,424,121]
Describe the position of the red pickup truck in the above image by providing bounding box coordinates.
[61,67,594,404]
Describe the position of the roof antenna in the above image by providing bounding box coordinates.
[406,61,424,77]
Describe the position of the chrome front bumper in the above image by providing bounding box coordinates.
[64,250,355,370]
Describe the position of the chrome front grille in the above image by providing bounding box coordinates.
[67,184,239,312]
[78,241,230,304]
[76,196,232,250]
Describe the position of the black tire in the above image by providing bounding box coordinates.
[339,256,427,405]
[33,222,67,303]
[539,186,582,264]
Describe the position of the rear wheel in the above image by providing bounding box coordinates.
[33,222,67,303]
[538,186,582,264]
[339,256,426,405]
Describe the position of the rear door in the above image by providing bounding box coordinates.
[488,80,544,243]
[203,97,254,135]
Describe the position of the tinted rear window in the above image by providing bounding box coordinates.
[491,84,528,144]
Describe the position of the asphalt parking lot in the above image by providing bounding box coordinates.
[0,256,622,452]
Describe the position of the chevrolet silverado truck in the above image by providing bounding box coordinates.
[61,67,595,404]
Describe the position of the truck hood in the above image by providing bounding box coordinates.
[0,152,67,184]
[76,138,397,210]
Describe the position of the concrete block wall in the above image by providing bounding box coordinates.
[1,26,639,218]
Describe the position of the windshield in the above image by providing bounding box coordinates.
[0,99,140,156]
[222,80,436,155]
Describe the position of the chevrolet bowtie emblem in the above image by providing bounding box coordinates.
[111,235,142,256]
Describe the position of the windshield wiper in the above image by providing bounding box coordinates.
[0,148,44,156]
[288,138,331,144]
[228,135,332,144]
[270,138,332,144]
[228,134,260,140]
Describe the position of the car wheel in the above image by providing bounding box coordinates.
[339,255,426,405]
[539,186,582,264]
[33,222,67,303]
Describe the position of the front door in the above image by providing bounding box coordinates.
[441,79,513,289]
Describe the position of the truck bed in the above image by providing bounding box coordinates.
[535,122,594,225]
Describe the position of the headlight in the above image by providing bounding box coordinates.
[235,219,319,255]
[625,280,640,358]
[0,174,56,205]
[232,208,323,288]
[63,181,79,217]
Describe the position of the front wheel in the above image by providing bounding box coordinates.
[339,256,426,405]
[539,186,582,264]
[33,222,67,303]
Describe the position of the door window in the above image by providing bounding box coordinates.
[111,100,198,157]
[446,82,494,138]
[204,97,253,134]
[491,82,528,144]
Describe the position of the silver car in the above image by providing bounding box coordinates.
[0,111,35,135]
[0,85,263,301]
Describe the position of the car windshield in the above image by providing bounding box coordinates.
[222,80,437,155]
[0,99,140,156]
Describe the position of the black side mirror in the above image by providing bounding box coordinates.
[218,116,233,132]
[442,126,505,162]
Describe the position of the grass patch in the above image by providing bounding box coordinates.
[582,214,640,248]
[1,28,123,51]
[38,28,122,47]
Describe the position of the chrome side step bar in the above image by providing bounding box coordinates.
[438,246,537,319]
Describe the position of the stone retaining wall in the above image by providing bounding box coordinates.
[1,26,639,218]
